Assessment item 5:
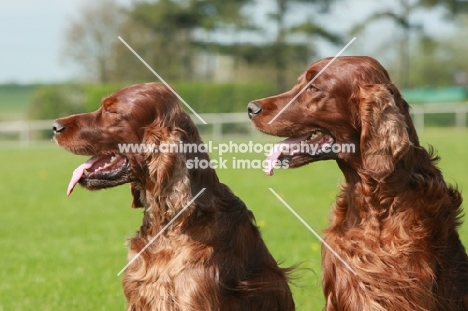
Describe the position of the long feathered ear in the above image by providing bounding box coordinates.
[359,84,410,180]
[142,125,187,194]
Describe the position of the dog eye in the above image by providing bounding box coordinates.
[307,84,319,93]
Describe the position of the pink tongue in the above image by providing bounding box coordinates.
[264,133,310,176]
[67,156,100,196]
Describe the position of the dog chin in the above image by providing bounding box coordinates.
[282,153,335,168]
[78,170,135,190]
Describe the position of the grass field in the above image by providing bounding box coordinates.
[1,129,468,310]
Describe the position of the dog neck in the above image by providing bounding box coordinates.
[136,147,221,229]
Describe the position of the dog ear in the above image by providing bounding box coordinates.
[359,84,410,180]
[143,125,187,194]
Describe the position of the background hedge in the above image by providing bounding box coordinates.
[28,82,277,120]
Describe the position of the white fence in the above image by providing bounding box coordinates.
[1,104,468,147]
[411,103,468,132]
[0,113,255,147]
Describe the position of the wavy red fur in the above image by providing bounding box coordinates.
[249,56,468,310]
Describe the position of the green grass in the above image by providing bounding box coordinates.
[1,129,468,310]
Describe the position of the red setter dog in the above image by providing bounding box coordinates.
[248,56,468,310]
[53,83,294,311]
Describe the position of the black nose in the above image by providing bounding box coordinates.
[52,120,65,134]
[247,102,263,119]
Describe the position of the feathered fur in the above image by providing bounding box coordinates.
[53,82,295,311]
[248,56,468,310]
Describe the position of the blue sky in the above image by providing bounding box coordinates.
[1,0,456,84]
[1,0,132,84]
[1,0,82,83]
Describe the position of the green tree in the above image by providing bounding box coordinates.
[349,0,462,87]
[407,15,468,87]
[115,0,253,82]
[420,0,468,14]
[268,0,341,91]
[206,0,341,91]
[350,0,424,87]
[61,0,125,83]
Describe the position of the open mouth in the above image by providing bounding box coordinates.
[67,154,129,195]
[264,129,336,175]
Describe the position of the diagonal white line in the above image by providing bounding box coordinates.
[118,36,207,125]
[117,188,206,276]
[268,188,357,276]
[268,37,357,125]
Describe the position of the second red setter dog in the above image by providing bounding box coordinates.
[248,56,468,310]
[53,83,294,311]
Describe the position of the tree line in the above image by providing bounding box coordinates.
[62,0,468,90]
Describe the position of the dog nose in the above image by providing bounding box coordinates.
[52,120,65,134]
[247,102,263,119]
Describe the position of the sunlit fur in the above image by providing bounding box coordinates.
[249,56,468,310]
[54,83,295,311]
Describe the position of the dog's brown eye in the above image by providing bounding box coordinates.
[307,84,319,93]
